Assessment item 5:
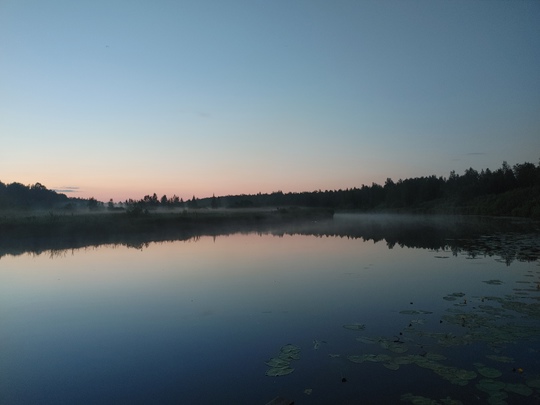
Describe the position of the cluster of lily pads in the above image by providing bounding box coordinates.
[265,344,301,377]
[343,266,540,404]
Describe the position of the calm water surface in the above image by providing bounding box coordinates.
[1,215,539,404]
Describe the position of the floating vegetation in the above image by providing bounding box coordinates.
[383,362,400,370]
[347,354,392,364]
[356,336,378,344]
[526,377,540,389]
[443,292,466,301]
[485,355,514,363]
[475,378,506,393]
[504,383,533,396]
[476,366,502,379]
[379,339,409,353]
[265,367,294,377]
[425,352,447,361]
[265,358,290,368]
[264,344,300,377]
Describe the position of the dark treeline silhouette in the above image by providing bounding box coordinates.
[2,160,539,217]
[203,160,540,218]
[0,182,70,209]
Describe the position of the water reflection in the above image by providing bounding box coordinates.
[1,215,539,404]
[2,214,539,265]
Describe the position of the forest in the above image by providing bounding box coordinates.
[1,160,539,218]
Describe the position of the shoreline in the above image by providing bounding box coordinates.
[0,207,334,256]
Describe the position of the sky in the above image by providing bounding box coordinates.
[1,0,539,202]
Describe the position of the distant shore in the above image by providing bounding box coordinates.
[0,207,334,256]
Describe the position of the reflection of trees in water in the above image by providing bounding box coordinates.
[274,215,540,265]
[2,215,539,265]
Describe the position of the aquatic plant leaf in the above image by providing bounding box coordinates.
[371,354,393,362]
[453,369,477,380]
[477,366,502,378]
[265,357,290,368]
[425,352,447,361]
[393,355,417,365]
[348,353,392,364]
[347,355,365,364]
[475,378,506,394]
[504,383,533,396]
[485,355,514,363]
[265,367,294,377]
[526,377,540,389]
[279,352,300,361]
[486,390,508,405]
[380,340,408,353]
[356,336,378,344]
[280,344,300,354]
[383,362,399,370]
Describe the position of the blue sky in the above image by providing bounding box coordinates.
[1,0,539,201]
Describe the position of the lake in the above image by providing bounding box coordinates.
[1,214,539,404]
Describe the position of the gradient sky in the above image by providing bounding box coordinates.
[1,0,539,202]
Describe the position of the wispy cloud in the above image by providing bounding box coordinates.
[53,186,80,193]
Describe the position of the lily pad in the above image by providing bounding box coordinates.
[485,355,514,363]
[347,353,392,364]
[265,357,290,368]
[474,379,500,392]
[504,383,533,396]
[526,377,540,389]
[347,355,366,364]
[280,344,300,354]
[477,366,502,378]
[425,352,447,361]
[382,362,400,370]
[279,352,300,361]
[393,355,417,365]
[265,367,294,377]
[356,336,378,344]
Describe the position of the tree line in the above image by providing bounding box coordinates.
[1,160,539,217]
[0,182,69,209]
[205,160,540,217]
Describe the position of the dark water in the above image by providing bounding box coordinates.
[1,214,539,404]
